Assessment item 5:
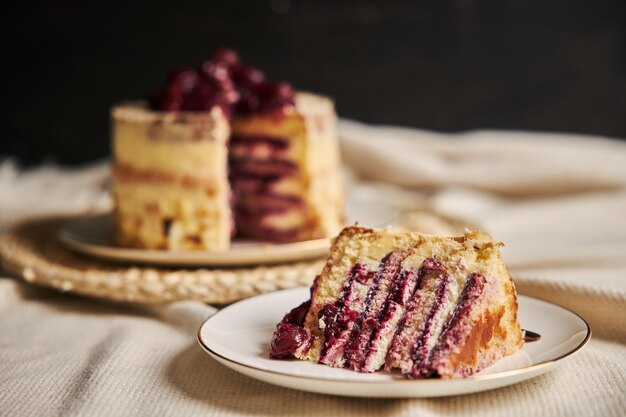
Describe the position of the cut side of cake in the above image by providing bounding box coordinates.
[270,226,524,379]
[231,92,343,241]
[111,48,344,250]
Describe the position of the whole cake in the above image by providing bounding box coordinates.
[111,48,344,250]
[270,226,524,379]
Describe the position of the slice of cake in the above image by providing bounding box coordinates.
[270,226,524,379]
[111,48,344,250]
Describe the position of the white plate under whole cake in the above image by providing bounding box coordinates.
[58,213,332,267]
[197,287,591,398]
[57,189,468,267]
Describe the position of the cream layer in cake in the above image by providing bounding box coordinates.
[111,103,231,250]
[231,92,344,241]
[270,226,523,379]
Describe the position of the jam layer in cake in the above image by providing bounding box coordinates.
[231,92,344,242]
[271,226,524,379]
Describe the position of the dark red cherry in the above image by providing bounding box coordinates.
[214,78,240,104]
[269,322,310,359]
[232,64,265,87]
[272,82,294,98]
[283,301,311,326]
[236,91,260,113]
[165,82,184,97]
[211,47,240,67]
[146,47,298,114]
[255,81,295,113]
[256,81,293,98]
[167,68,199,93]
[200,60,230,82]
[181,80,214,111]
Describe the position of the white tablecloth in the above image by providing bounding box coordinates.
[1,122,625,416]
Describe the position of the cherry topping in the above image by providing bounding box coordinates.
[214,77,240,105]
[200,60,230,83]
[236,91,260,113]
[255,81,295,113]
[256,81,292,98]
[210,47,240,67]
[181,80,214,111]
[167,68,199,93]
[232,64,265,87]
[147,47,295,114]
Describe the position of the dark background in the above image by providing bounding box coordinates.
[3,0,626,165]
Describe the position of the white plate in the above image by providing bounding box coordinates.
[56,190,407,267]
[58,213,333,267]
[197,287,591,398]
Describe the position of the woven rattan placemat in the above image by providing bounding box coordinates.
[0,208,471,304]
[0,216,324,304]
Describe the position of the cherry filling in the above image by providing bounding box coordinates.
[414,272,487,378]
[148,47,295,115]
[344,252,406,371]
[383,258,449,373]
[408,274,450,372]
[316,256,451,372]
[230,134,290,150]
[318,264,376,366]
[270,323,310,359]
[270,300,312,359]
[235,195,303,215]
